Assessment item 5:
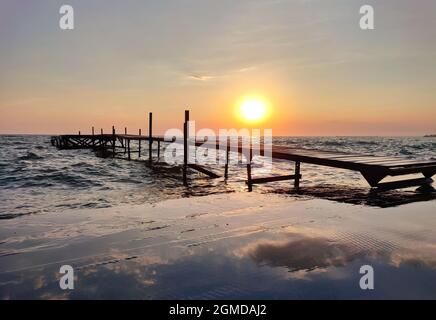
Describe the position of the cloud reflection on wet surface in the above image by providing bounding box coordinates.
[1,193,436,299]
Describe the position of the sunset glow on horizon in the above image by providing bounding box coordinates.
[0,0,435,136]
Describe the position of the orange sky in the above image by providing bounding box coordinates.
[0,0,435,136]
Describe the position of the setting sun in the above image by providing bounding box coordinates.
[239,99,268,122]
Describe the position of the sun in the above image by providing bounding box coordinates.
[239,99,268,122]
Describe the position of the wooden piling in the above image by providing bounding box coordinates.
[92,127,95,146]
[246,137,253,192]
[138,129,142,158]
[100,129,105,149]
[247,164,252,192]
[125,127,127,135]
[183,110,189,184]
[157,140,161,160]
[127,139,131,160]
[112,126,116,158]
[149,113,153,165]
[224,138,230,180]
[294,161,301,190]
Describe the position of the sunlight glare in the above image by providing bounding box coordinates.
[239,99,267,122]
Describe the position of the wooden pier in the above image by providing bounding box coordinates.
[51,111,436,191]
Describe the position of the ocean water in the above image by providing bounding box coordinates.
[1,135,436,300]
[1,135,435,219]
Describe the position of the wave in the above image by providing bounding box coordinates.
[354,140,379,146]
[319,141,346,147]
[2,171,103,189]
[18,152,44,161]
[398,148,413,156]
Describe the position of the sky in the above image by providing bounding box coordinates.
[0,0,435,136]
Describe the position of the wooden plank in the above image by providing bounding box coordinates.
[333,158,423,166]
[327,156,399,162]
[249,174,301,185]
[380,160,436,167]
[355,158,419,164]
[188,164,220,178]
[376,178,433,190]
[388,165,436,176]
[269,152,382,172]
[306,153,376,159]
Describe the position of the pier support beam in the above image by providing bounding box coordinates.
[138,129,142,158]
[149,113,153,166]
[224,141,230,180]
[112,126,116,158]
[92,127,95,147]
[157,140,161,160]
[246,164,252,192]
[246,139,253,192]
[294,161,301,190]
[183,110,189,185]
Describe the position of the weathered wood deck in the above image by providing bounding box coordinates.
[196,140,436,191]
[51,111,436,191]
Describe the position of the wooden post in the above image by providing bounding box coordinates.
[100,129,104,149]
[246,137,253,192]
[149,112,153,165]
[112,126,116,158]
[294,161,301,190]
[183,110,189,184]
[127,139,131,160]
[138,129,142,158]
[157,140,161,160]
[92,127,95,146]
[247,164,252,192]
[78,131,81,136]
[123,128,127,155]
[224,138,230,180]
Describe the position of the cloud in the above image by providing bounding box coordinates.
[187,74,216,81]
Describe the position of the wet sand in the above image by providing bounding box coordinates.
[0,192,436,299]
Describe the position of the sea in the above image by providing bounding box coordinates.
[1,135,436,299]
[1,135,435,220]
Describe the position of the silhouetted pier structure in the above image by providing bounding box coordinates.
[51,111,436,191]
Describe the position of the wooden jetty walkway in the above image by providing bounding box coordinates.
[51,111,436,191]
